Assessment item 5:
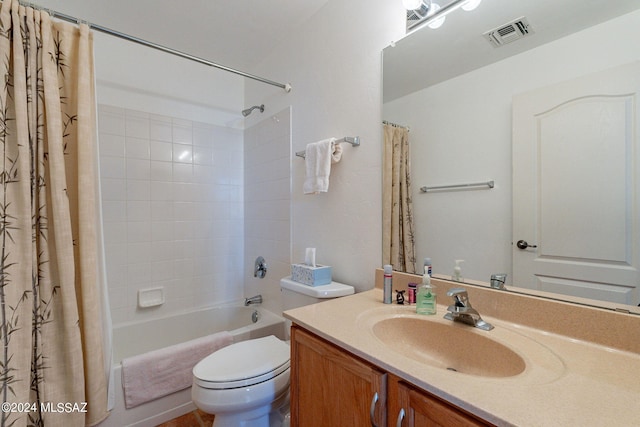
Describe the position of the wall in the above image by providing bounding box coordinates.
[244,0,407,293]
[243,108,292,314]
[383,9,640,284]
[92,32,246,326]
[99,105,244,325]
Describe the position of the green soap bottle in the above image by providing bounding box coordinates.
[416,266,436,315]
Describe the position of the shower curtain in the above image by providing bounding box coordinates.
[0,1,109,426]
[382,124,416,274]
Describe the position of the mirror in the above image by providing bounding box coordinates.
[382,0,640,313]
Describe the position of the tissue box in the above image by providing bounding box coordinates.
[291,263,332,286]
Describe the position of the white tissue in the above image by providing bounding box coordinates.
[305,248,316,267]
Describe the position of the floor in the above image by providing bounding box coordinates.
[156,409,215,427]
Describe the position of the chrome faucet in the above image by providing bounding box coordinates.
[490,273,507,290]
[244,294,263,306]
[444,288,494,331]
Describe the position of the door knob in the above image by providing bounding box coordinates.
[516,240,537,250]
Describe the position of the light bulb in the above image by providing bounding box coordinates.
[427,2,445,29]
[461,0,482,11]
[402,0,424,10]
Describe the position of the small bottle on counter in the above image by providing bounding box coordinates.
[407,283,417,304]
[452,260,464,282]
[416,267,436,315]
[423,258,432,277]
[383,265,393,304]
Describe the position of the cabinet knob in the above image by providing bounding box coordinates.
[369,392,379,427]
[396,408,406,427]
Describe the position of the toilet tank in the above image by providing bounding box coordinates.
[280,277,354,311]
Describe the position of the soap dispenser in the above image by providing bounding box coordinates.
[416,267,436,315]
[452,260,464,282]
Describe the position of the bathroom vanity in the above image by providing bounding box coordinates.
[291,325,490,426]
[284,270,640,426]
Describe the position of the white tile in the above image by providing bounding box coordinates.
[126,200,151,221]
[126,242,151,264]
[126,158,150,180]
[173,183,196,202]
[151,181,174,201]
[174,221,195,240]
[173,144,193,164]
[151,260,174,282]
[125,114,149,139]
[174,202,196,221]
[125,137,150,159]
[174,258,194,276]
[193,146,213,165]
[151,200,174,221]
[193,125,213,146]
[173,124,193,145]
[127,221,151,243]
[126,180,150,201]
[98,110,125,136]
[173,163,194,183]
[150,241,174,262]
[101,200,127,222]
[150,119,173,142]
[173,241,195,260]
[105,243,127,268]
[127,262,151,285]
[150,161,173,181]
[100,178,126,201]
[99,133,125,157]
[150,141,173,162]
[103,221,127,245]
[100,156,126,179]
[151,221,174,241]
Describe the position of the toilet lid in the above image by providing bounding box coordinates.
[193,335,290,389]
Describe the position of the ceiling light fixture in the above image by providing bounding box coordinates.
[427,2,445,29]
[404,0,483,31]
[403,0,431,18]
[461,0,482,11]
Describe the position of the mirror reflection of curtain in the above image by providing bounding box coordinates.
[382,124,416,273]
[0,2,109,426]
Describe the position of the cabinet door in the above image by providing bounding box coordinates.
[291,325,387,427]
[394,379,492,427]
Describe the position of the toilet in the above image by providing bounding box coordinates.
[191,277,354,427]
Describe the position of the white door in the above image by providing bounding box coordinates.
[512,62,640,306]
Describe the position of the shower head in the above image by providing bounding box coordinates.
[242,104,265,117]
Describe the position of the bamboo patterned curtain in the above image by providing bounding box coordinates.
[0,1,109,426]
[382,124,416,274]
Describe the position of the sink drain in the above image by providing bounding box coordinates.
[446,367,458,372]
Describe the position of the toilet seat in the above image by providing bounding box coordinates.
[193,335,290,390]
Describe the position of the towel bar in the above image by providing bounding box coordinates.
[296,136,360,159]
[420,180,494,193]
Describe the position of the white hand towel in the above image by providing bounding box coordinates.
[303,138,338,194]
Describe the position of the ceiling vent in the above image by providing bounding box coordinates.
[483,17,534,47]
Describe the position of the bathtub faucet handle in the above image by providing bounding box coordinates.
[254,256,267,278]
[244,295,262,306]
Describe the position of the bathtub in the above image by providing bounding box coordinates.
[98,305,286,427]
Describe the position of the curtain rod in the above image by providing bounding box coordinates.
[20,1,292,93]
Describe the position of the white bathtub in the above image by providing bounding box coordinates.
[98,305,286,427]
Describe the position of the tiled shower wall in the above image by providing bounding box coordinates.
[243,108,291,315]
[98,105,244,326]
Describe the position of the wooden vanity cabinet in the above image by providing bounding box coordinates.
[389,375,493,427]
[291,324,494,427]
[290,325,387,426]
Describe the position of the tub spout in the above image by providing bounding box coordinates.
[244,295,262,306]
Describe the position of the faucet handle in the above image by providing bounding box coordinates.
[447,288,469,307]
